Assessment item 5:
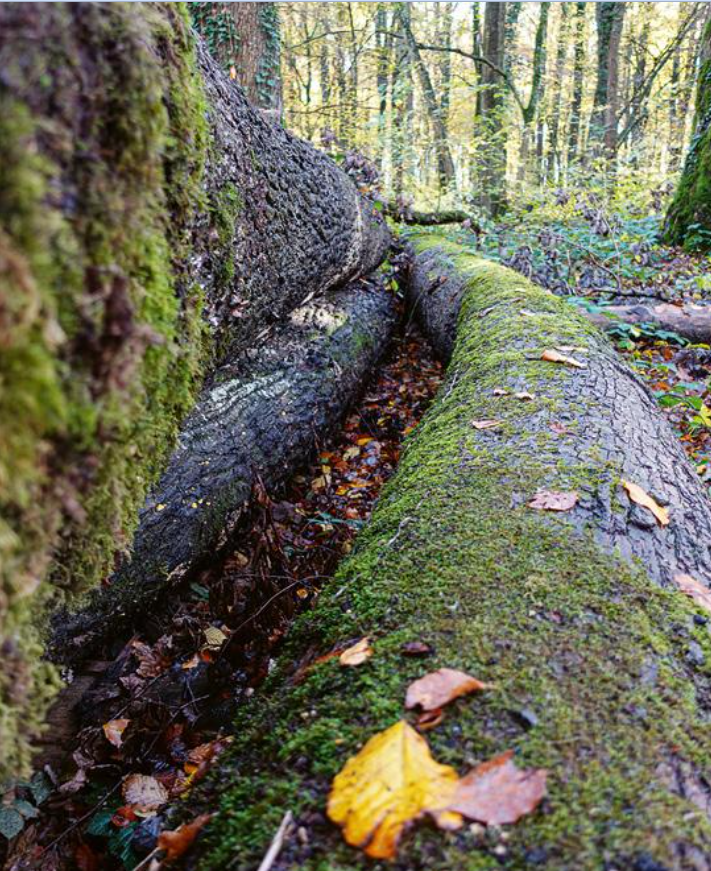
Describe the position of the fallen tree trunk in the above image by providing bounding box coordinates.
[191,239,711,871]
[0,4,387,775]
[585,301,711,344]
[382,202,480,228]
[53,279,397,662]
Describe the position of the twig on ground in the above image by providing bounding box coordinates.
[256,811,294,871]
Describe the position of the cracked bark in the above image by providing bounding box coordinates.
[52,279,397,663]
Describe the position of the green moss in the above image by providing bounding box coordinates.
[195,241,711,869]
[0,3,211,777]
[664,19,711,250]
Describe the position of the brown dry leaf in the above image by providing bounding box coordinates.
[416,708,445,731]
[158,813,212,861]
[674,573,711,615]
[405,668,491,712]
[401,641,434,657]
[527,490,578,512]
[327,720,460,859]
[449,750,547,825]
[339,637,373,667]
[102,718,130,748]
[122,774,169,812]
[549,421,571,436]
[131,640,170,678]
[471,419,503,430]
[492,388,510,396]
[515,391,535,401]
[621,480,669,527]
[541,349,586,369]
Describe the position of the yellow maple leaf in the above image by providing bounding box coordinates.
[327,720,460,859]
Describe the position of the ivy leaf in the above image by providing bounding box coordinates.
[0,807,24,840]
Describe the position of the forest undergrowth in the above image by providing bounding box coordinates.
[2,324,441,871]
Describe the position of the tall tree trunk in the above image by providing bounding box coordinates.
[567,1,587,167]
[665,16,711,249]
[547,3,571,180]
[589,2,626,164]
[391,10,413,198]
[398,3,456,192]
[478,0,507,216]
[0,2,389,778]
[375,3,390,170]
[518,2,551,183]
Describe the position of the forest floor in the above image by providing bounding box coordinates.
[5,209,711,871]
[3,327,442,871]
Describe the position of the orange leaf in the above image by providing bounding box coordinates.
[621,480,669,526]
[327,721,460,859]
[158,813,212,861]
[449,750,547,825]
[527,490,578,512]
[102,718,130,748]
[339,637,373,667]
[541,349,586,369]
[674,573,711,615]
[405,668,491,712]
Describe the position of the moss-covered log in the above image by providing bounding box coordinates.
[0,3,387,775]
[53,279,397,663]
[664,17,711,250]
[191,240,711,871]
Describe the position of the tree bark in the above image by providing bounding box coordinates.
[0,2,388,777]
[478,1,508,216]
[567,1,587,166]
[190,239,711,871]
[586,301,711,345]
[665,16,711,250]
[52,279,397,665]
[589,2,626,163]
[518,2,551,183]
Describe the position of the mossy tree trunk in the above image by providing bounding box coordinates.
[192,241,711,871]
[664,17,711,251]
[0,2,388,777]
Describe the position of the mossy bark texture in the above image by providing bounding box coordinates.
[0,2,387,777]
[192,240,711,871]
[665,18,711,250]
[54,280,397,663]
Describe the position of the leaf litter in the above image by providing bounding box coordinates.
[6,328,442,870]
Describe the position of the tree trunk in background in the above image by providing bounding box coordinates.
[664,16,711,250]
[547,3,570,181]
[669,7,706,173]
[628,9,651,159]
[375,3,390,170]
[589,2,626,164]
[518,2,550,183]
[568,1,587,167]
[438,3,454,142]
[478,0,507,216]
[398,3,455,192]
[192,3,282,114]
[0,2,389,778]
[391,10,413,198]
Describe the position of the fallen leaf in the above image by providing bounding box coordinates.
[401,641,434,657]
[471,419,503,430]
[541,349,586,369]
[122,774,168,812]
[527,490,578,512]
[449,750,547,825]
[493,388,510,396]
[621,480,669,527]
[515,391,535,401]
[556,345,587,353]
[343,446,360,461]
[406,668,491,712]
[327,720,460,859]
[339,637,373,667]
[102,718,130,748]
[158,814,212,861]
[416,708,445,731]
[674,573,711,615]
[203,626,228,651]
[549,421,570,436]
